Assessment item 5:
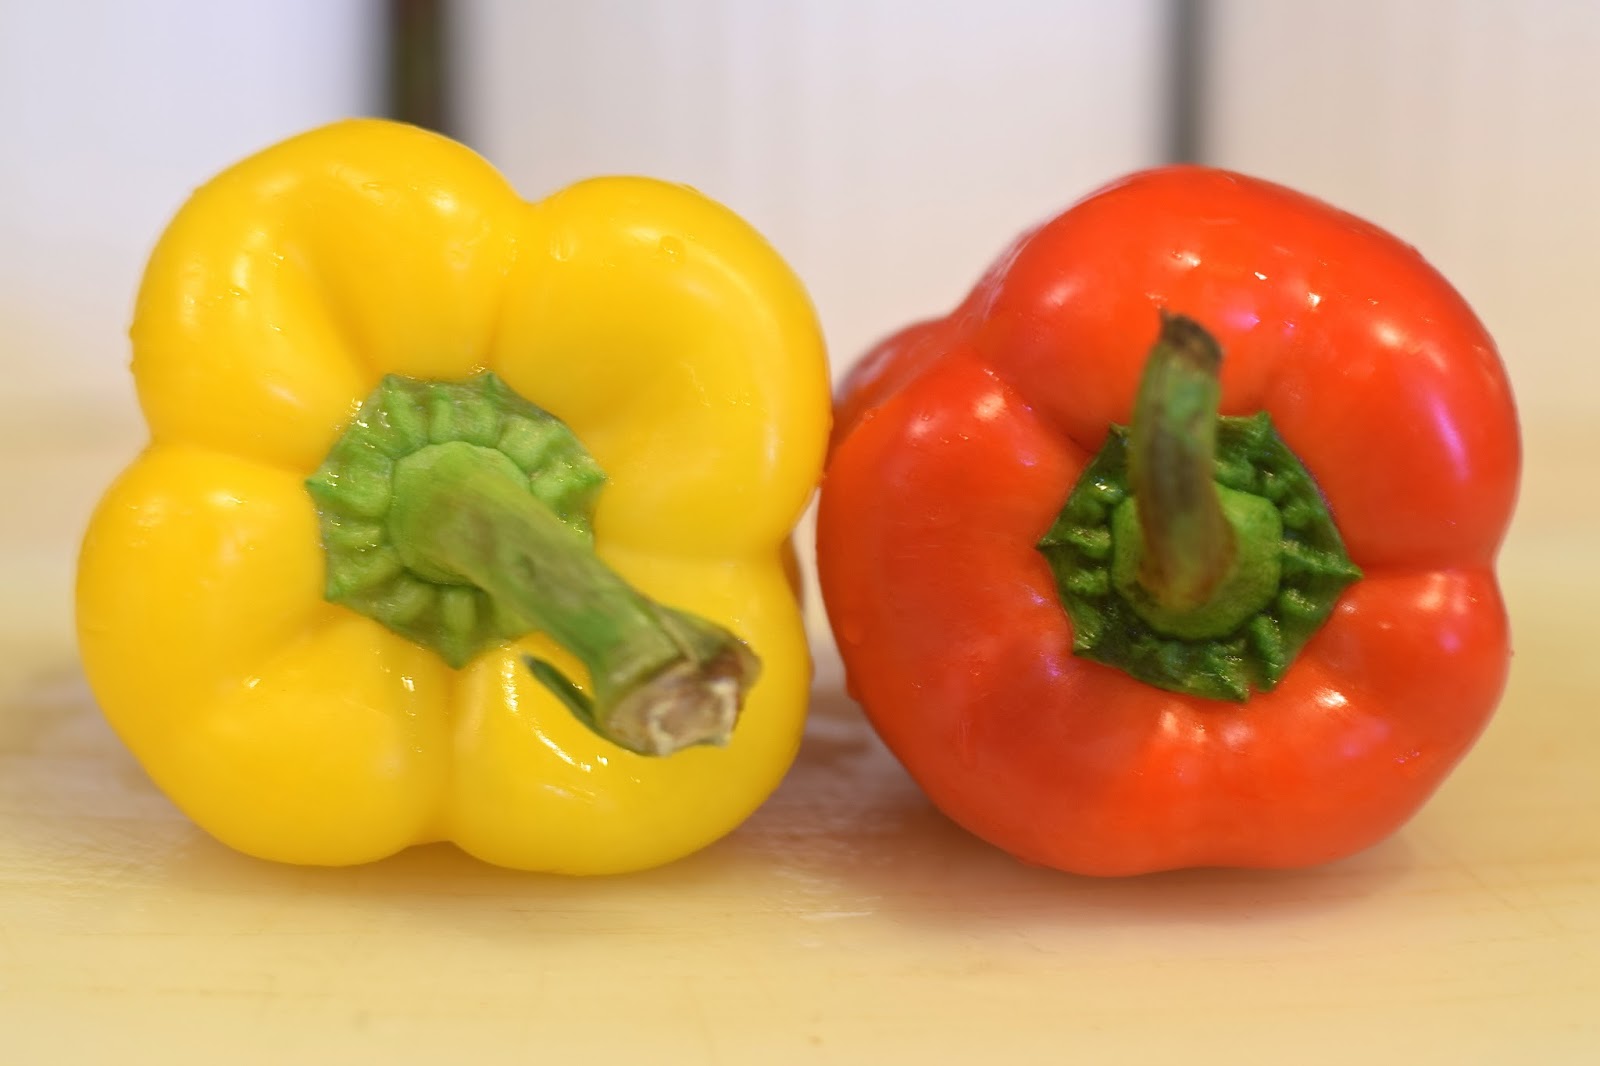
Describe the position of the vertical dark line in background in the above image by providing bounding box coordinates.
[386,0,454,137]
[1165,0,1208,164]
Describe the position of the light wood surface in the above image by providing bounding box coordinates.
[1,409,1595,1065]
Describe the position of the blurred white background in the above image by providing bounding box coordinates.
[5,0,1595,420]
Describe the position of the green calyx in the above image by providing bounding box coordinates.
[308,374,604,665]
[306,372,760,756]
[1037,314,1361,701]
[1109,485,1282,640]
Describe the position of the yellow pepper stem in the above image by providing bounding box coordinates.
[389,441,758,755]
[306,373,760,757]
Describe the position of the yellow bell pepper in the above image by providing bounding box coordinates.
[74,119,830,874]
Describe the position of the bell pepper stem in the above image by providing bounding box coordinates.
[387,441,758,756]
[1040,314,1361,699]
[1128,312,1238,612]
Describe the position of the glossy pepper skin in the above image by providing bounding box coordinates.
[76,119,830,874]
[817,166,1519,876]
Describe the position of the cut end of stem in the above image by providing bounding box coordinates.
[533,642,760,757]
[1155,309,1223,377]
[606,646,757,756]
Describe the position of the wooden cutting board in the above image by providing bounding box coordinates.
[1,409,1595,1065]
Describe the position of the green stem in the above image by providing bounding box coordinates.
[387,441,757,756]
[1128,312,1237,613]
[1037,315,1362,700]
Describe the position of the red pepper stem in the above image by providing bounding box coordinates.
[1128,312,1238,612]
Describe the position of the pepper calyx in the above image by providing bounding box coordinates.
[1037,316,1361,701]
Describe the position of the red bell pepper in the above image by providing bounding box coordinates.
[817,166,1520,876]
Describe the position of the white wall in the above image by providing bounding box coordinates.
[6,1,1593,424]
[455,0,1170,379]
[0,0,381,411]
